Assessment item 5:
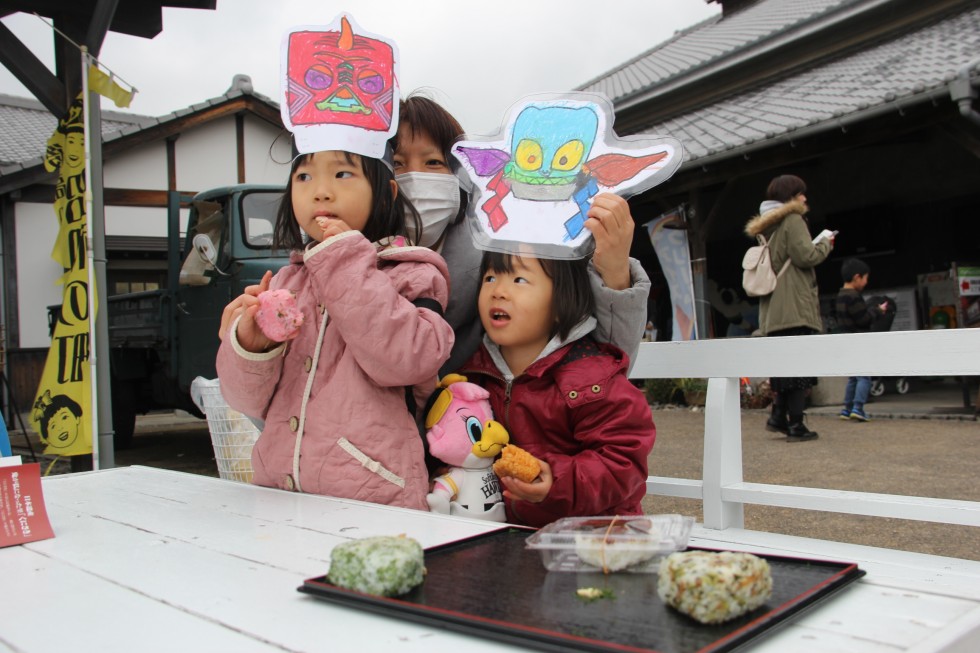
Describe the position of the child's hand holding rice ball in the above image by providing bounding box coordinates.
[254,289,304,342]
[218,273,304,353]
[232,288,305,353]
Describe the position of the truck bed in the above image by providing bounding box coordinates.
[106,289,170,349]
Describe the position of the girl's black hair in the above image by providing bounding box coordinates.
[479,251,595,342]
[272,151,421,250]
[766,174,807,203]
[40,394,82,440]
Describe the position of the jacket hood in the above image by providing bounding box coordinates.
[480,316,598,381]
[744,200,808,238]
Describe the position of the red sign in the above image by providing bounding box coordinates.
[0,462,55,547]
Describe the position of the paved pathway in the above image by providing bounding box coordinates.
[643,404,979,561]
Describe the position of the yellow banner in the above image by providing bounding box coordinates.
[32,94,94,457]
[88,64,134,109]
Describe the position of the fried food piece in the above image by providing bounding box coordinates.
[492,444,541,483]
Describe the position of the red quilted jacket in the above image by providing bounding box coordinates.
[461,337,656,527]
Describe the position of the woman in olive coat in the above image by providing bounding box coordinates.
[744,175,833,441]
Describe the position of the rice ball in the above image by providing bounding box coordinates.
[327,536,425,597]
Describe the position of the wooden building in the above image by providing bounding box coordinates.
[0,77,288,408]
[580,0,980,338]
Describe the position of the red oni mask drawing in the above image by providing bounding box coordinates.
[285,16,395,133]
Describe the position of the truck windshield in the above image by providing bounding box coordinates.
[241,191,283,249]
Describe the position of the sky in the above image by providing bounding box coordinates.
[0,1,718,135]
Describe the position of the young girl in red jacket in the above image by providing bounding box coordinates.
[459,251,656,527]
[216,148,455,510]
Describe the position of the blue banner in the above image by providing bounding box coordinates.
[646,209,697,341]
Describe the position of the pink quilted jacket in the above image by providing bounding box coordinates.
[217,231,454,510]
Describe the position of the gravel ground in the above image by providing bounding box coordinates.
[641,406,980,561]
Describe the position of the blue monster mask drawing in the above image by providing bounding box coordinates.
[505,105,598,201]
[452,93,682,257]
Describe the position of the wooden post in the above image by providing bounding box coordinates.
[702,376,744,529]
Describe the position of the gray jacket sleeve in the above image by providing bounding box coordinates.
[439,222,484,376]
[588,257,650,372]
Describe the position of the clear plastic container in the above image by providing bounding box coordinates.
[525,515,694,573]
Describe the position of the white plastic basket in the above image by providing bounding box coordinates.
[190,377,261,483]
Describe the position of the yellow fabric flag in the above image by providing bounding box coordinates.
[32,94,94,457]
[88,64,134,109]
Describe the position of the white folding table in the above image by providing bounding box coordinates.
[3,466,978,652]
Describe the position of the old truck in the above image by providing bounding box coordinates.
[51,185,289,448]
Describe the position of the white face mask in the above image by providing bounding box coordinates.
[396,172,461,248]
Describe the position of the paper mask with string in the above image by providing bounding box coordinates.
[452,92,683,259]
[281,13,398,160]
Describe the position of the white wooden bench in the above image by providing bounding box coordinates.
[629,329,980,531]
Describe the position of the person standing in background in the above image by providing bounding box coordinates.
[744,174,833,442]
[835,258,888,422]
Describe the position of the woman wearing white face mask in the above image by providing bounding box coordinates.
[393,94,651,377]
[396,172,459,249]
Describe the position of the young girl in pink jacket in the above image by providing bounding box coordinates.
[216,149,454,510]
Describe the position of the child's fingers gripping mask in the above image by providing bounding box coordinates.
[397,172,461,248]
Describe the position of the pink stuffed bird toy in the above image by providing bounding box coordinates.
[424,374,509,521]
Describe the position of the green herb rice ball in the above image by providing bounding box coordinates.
[327,536,425,597]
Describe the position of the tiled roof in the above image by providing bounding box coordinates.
[0,93,148,167]
[579,0,849,104]
[639,6,980,165]
[0,75,279,177]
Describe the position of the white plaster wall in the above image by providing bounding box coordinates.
[14,203,192,349]
[15,202,64,349]
[104,205,185,238]
[175,118,238,191]
[244,115,290,184]
[104,140,167,189]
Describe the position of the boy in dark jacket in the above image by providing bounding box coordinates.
[835,258,886,422]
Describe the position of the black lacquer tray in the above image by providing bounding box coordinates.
[299,527,865,653]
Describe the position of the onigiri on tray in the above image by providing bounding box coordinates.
[525,515,694,573]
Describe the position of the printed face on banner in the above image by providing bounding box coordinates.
[43,405,82,450]
[281,14,398,158]
[452,93,683,259]
[43,101,83,173]
[32,390,88,454]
